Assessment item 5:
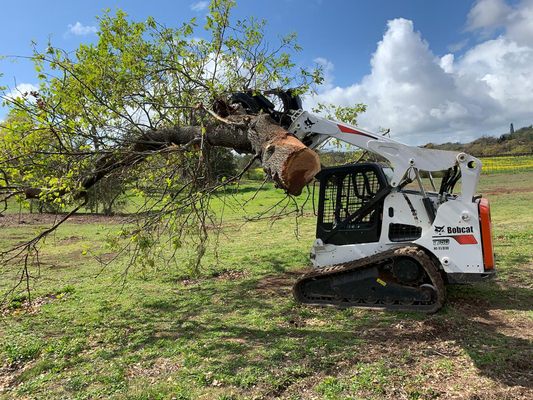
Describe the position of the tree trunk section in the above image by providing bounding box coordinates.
[20,113,320,199]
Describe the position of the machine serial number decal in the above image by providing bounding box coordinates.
[432,238,450,250]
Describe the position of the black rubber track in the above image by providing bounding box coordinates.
[293,246,446,313]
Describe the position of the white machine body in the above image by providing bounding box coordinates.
[287,111,495,282]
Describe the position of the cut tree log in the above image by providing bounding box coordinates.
[18,113,321,199]
[251,115,320,195]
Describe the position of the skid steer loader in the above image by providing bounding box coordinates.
[231,90,495,313]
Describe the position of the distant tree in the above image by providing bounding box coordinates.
[84,175,128,215]
[206,147,238,183]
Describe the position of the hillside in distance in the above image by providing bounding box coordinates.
[423,125,533,156]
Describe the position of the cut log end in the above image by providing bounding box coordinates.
[259,130,321,196]
[282,147,321,195]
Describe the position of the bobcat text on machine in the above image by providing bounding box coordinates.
[232,90,495,313]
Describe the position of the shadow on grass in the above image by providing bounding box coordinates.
[498,253,531,266]
[95,274,533,392]
[93,278,366,389]
[8,255,529,398]
[416,282,532,388]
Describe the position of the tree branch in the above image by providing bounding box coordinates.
[14,113,320,201]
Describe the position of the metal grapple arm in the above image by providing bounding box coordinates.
[287,110,481,199]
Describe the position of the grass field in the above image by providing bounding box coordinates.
[0,172,532,399]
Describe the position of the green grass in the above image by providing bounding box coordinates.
[0,172,532,399]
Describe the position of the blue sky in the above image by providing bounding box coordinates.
[1,0,532,144]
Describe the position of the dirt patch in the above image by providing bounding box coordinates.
[127,357,180,382]
[0,361,36,394]
[452,301,533,341]
[93,252,119,263]
[497,262,533,289]
[355,307,532,396]
[57,235,82,244]
[1,291,72,317]
[252,269,533,399]
[0,212,129,227]
[0,366,14,393]
[30,250,88,268]
[181,269,250,286]
[212,269,249,281]
[484,187,533,195]
[338,317,532,400]
[254,269,307,296]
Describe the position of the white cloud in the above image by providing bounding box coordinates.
[67,22,97,36]
[306,2,533,145]
[190,1,209,12]
[314,57,334,90]
[439,54,455,73]
[3,83,39,101]
[447,39,469,53]
[467,0,533,45]
[467,0,511,31]
[458,37,533,112]
[506,0,533,45]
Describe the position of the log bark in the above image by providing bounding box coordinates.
[20,113,320,199]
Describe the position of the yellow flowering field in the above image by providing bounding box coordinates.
[480,154,533,174]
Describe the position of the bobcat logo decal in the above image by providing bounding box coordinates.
[304,117,315,128]
[434,225,445,234]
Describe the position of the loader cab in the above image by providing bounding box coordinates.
[315,163,389,245]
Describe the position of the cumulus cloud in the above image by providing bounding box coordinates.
[190,1,209,12]
[67,21,98,36]
[306,1,533,144]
